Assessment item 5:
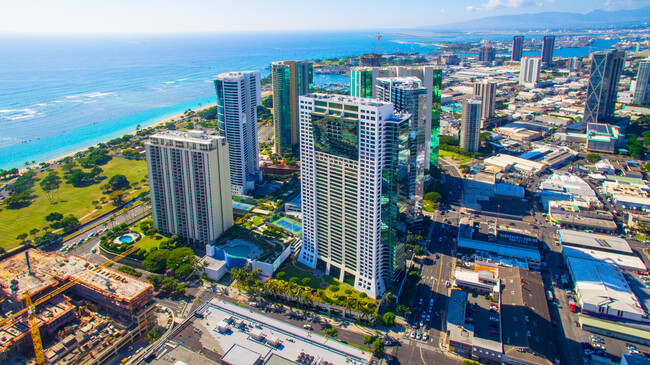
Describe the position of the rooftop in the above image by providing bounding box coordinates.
[557,230,633,254]
[0,249,152,303]
[567,256,645,318]
[145,298,372,365]
[499,267,555,365]
[149,130,223,144]
[303,93,391,108]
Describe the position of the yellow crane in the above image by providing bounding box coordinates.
[0,242,146,364]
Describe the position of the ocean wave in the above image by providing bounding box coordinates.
[65,91,115,99]
[164,81,176,84]
[0,108,39,120]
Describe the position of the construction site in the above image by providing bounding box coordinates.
[0,249,156,364]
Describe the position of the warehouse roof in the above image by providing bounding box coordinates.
[558,230,633,254]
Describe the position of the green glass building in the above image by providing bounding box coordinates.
[272,61,313,156]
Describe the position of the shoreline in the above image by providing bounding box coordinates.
[37,103,219,171]
[36,89,273,172]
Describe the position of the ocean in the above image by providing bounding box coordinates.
[0,31,621,170]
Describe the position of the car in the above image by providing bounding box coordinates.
[249,302,258,307]
[410,332,416,339]
[489,329,499,335]
[419,298,423,305]
[91,247,97,253]
[445,280,451,288]
[303,324,313,330]
[490,316,499,322]
[419,321,424,328]
[416,333,422,340]
[430,298,434,304]
[384,339,393,346]
[422,333,428,341]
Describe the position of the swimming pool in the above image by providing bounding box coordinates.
[223,245,252,258]
[274,217,302,234]
[118,235,134,243]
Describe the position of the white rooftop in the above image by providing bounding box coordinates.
[562,246,647,272]
[195,299,372,365]
[558,230,633,254]
[567,256,645,317]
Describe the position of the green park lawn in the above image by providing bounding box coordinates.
[0,157,148,251]
[130,223,165,252]
[439,149,474,165]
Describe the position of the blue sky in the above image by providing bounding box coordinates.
[2,0,649,33]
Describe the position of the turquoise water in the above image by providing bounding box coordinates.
[274,217,302,234]
[224,245,251,258]
[0,32,627,170]
[118,235,134,243]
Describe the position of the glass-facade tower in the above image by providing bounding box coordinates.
[272,61,313,156]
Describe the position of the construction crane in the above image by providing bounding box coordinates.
[372,33,382,55]
[0,241,146,364]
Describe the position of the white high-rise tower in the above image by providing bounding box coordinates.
[214,71,262,195]
[146,130,234,245]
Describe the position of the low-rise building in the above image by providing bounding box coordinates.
[567,256,646,322]
[539,173,601,210]
[548,202,617,232]
[557,230,633,255]
[586,123,625,154]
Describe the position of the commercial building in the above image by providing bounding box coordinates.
[473,81,496,127]
[214,71,262,195]
[460,98,482,153]
[500,267,556,365]
[512,36,524,62]
[562,246,646,272]
[483,154,548,175]
[583,50,625,124]
[557,230,633,255]
[146,131,233,245]
[539,173,600,210]
[297,94,412,298]
[349,66,442,167]
[586,122,625,153]
[271,61,313,156]
[548,202,617,232]
[141,298,372,365]
[541,36,555,65]
[634,61,650,105]
[519,57,541,87]
[566,256,646,322]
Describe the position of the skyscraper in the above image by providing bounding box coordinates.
[519,57,541,86]
[583,50,625,124]
[634,61,650,105]
[473,81,496,128]
[375,77,428,232]
[541,36,555,65]
[214,71,261,195]
[146,130,233,245]
[271,61,313,156]
[478,46,496,63]
[298,94,411,298]
[512,36,524,62]
[460,98,482,154]
[349,66,442,168]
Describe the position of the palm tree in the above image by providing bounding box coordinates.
[384,291,395,308]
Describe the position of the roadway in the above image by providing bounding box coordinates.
[386,163,465,364]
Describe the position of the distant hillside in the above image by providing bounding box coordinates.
[433,6,650,31]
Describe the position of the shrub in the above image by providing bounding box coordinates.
[329,285,339,292]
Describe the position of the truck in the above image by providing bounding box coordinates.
[546,290,554,301]
[569,298,578,312]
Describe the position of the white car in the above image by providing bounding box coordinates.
[410,332,416,339]
[422,333,428,341]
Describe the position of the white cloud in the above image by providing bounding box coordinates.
[467,0,537,11]
[440,8,446,13]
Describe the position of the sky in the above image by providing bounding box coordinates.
[1,0,650,33]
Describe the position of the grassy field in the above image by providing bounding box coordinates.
[439,149,474,165]
[130,223,165,252]
[0,157,148,251]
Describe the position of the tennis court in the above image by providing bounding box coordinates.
[273,217,302,234]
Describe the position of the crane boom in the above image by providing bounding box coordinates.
[0,240,146,364]
[372,33,382,55]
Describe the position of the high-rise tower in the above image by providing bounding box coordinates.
[583,50,625,124]
[214,71,261,195]
[146,130,233,245]
[298,94,412,298]
[519,57,541,87]
[512,36,524,62]
[272,61,313,156]
[460,98,482,154]
[541,36,555,65]
[473,81,496,128]
[634,61,650,105]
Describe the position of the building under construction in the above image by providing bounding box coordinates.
[0,249,155,363]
